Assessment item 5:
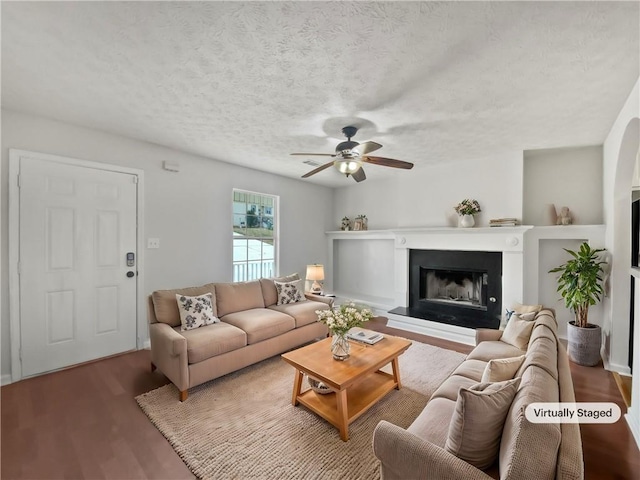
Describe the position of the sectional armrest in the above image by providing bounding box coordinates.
[149,322,187,357]
[475,328,503,345]
[372,421,493,480]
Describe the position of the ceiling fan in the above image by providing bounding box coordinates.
[291,126,414,182]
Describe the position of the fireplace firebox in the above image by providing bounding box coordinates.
[390,249,502,329]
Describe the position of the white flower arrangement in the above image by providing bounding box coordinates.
[316,302,374,335]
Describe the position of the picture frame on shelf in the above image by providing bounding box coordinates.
[353,219,363,231]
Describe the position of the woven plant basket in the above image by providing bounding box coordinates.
[567,322,602,366]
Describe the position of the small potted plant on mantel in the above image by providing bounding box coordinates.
[454,199,481,228]
[549,242,607,366]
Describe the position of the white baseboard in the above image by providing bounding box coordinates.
[386,312,476,346]
[142,339,150,350]
[1,374,13,386]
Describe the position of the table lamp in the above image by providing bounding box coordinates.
[306,264,325,294]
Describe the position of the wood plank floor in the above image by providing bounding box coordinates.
[1,317,638,479]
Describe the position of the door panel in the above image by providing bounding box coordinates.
[19,157,137,377]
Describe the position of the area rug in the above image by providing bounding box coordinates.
[136,341,466,480]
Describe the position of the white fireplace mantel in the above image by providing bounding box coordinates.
[326,226,533,344]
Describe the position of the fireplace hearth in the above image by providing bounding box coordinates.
[390,249,502,329]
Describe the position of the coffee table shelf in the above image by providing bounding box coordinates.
[282,335,411,441]
[297,370,397,430]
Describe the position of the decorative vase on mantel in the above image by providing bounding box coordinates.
[331,332,351,361]
[459,214,475,228]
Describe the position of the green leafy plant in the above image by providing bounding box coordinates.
[548,242,607,328]
[454,199,481,216]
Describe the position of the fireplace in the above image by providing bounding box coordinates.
[390,249,502,329]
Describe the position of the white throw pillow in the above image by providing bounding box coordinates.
[445,378,521,469]
[176,293,218,331]
[500,314,536,349]
[275,279,305,305]
[512,302,542,315]
[481,355,526,383]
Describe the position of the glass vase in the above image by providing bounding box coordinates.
[331,332,350,361]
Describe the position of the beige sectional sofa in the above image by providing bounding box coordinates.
[148,277,331,401]
[373,309,584,480]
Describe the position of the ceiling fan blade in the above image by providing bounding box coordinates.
[351,167,366,182]
[301,160,335,178]
[352,141,382,156]
[363,156,414,170]
[290,153,335,157]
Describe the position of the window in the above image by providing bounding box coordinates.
[232,190,278,282]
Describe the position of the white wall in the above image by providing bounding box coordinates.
[602,78,640,374]
[0,109,334,379]
[332,152,524,230]
[523,146,603,226]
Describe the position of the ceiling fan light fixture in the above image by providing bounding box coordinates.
[335,158,362,175]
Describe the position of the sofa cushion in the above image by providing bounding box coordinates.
[451,359,487,382]
[275,279,305,305]
[445,378,521,470]
[174,322,247,364]
[512,302,542,314]
[215,281,265,317]
[260,273,300,307]
[499,366,561,480]
[501,314,536,349]
[407,397,456,448]
[221,308,295,344]
[430,374,479,402]
[268,300,330,328]
[467,340,525,363]
[481,355,526,383]
[176,293,218,331]
[152,283,217,327]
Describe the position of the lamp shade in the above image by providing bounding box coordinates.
[306,264,325,281]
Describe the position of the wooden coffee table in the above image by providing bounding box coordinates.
[281,335,412,441]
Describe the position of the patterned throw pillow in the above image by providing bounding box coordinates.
[275,279,305,305]
[176,293,218,331]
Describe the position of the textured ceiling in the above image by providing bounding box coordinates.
[2,1,639,187]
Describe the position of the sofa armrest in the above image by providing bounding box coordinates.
[373,421,494,480]
[149,322,189,392]
[149,322,187,357]
[305,293,334,308]
[475,328,503,345]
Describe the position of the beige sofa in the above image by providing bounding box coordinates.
[373,309,584,480]
[148,277,331,401]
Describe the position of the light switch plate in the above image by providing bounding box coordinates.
[147,238,160,249]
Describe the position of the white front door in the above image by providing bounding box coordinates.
[18,156,138,377]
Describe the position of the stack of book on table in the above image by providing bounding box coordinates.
[489,218,519,227]
[346,327,384,345]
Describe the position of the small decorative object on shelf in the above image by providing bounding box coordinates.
[307,376,332,394]
[354,214,368,231]
[556,206,573,225]
[316,302,374,360]
[454,199,481,228]
[489,218,519,227]
[340,216,351,231]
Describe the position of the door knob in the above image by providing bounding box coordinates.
[126,271,135,278]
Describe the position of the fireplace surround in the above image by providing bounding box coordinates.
[390,249,502,329]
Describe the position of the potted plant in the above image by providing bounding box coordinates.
[454,199,481,228]
[549,242,607,366]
